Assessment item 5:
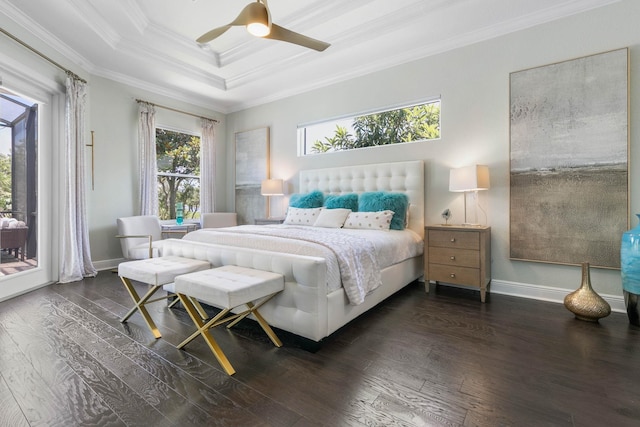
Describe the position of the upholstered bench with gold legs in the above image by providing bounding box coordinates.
[118,256,211,338]
[174,265,285,376]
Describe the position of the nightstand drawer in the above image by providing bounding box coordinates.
[429,264,481,287]
[428,230,479,250]
[430,248,479,268]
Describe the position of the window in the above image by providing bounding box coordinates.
[156,128,200,221]
[0,88,38,275]
[298,99,441,155]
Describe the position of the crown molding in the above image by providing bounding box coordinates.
[91,66,230,113]
[226,0,625,111]
[0,0,95,72]
[120,0,149,35]
[2,0,625,114]
[67,0,121,49]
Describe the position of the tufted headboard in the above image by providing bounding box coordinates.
[299,160,425,238]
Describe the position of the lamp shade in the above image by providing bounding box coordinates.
[449,165,490,192]
[261,179,284,196]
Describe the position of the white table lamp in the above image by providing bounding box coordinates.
[449,165,490,225]
[261,179,284,218]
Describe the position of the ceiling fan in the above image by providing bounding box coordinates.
[196,0,330,52]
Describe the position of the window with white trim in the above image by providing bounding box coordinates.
[156,128,201,221]
[298,99,441,156]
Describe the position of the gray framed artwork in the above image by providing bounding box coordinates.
[510,48,629,269]
[235,127,269,225]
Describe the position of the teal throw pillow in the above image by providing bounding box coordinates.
[289,190,324,208]
[324,194,358,211]
[358,192,409,230]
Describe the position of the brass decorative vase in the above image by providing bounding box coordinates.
[564,262,611,322]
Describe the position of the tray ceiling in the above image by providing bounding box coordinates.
[0,0,621,113]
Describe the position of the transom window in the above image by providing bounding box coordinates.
[298,99,441,156]
[156,128,200,221]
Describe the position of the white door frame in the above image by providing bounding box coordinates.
[0,60,63,302]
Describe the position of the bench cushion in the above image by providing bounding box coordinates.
[174,265,284,309]
[118,256,210,286]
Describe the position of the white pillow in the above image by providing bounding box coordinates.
[283,207,323,225]
[313,208,351,228]
[343,210,394,231]
[0,218,17,228]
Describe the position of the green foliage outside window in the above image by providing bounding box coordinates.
[156,129,201,221]
[0,154,11,210]
[310,102,440,154]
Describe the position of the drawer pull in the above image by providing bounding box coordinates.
[450,238,456,242]
[450,256,456,260]
[450,273,456,278]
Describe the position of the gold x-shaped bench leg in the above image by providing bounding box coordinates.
[177,294,236,376]
[168,292,208,319]
[119,276,162,339]
[168,295,180,308]
[225,296,282,347]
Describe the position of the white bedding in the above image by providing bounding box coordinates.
[182,225,423,305]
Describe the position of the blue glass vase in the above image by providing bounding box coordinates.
[176,202,184,225]
[621,214,640,326]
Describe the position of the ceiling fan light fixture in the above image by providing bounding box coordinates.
[247,22,270,37]
[197,0,330,51]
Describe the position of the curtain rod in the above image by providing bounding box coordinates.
[0,27,87,84]
[136,99,220,123]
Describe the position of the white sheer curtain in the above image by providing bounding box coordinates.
[59,73,97,283]
[138,102,158,215]
[200,118,217,213]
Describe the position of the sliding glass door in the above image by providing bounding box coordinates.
[0,85,55,301]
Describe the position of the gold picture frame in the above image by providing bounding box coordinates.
[509,48,629,269]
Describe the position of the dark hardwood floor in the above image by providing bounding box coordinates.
[1,272,639,427]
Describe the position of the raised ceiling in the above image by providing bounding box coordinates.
[0,0,621,113]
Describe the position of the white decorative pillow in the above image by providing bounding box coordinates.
[0,218,17,228]
[343,210,394,231]
[283,207,323,225]
[313,208,351,228]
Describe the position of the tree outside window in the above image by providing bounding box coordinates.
[299,100,441,155]
[0,153,11,211]
[156,128,200,221]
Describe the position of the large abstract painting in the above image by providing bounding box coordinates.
[235,127,269,225]
[510,48,628,269]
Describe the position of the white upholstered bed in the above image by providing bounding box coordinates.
[160,160,424,342]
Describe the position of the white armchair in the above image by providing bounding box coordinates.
[115,215,202,314]
[200,212,237,229]
[116,215,185,260]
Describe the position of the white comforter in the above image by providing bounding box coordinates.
[182,225,423,305]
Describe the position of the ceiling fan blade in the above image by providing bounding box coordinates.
[197,2,268,43]
[196,25,232,43]
[266,23,330,52]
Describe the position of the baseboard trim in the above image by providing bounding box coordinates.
[93,267,627,313]
[93,258,122,272]
[491,279,626,313]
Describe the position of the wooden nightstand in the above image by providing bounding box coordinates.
[424,224,491,302]
[255,218,285,225]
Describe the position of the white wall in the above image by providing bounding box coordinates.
[224,0,640,305]
[87,77,226,267]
